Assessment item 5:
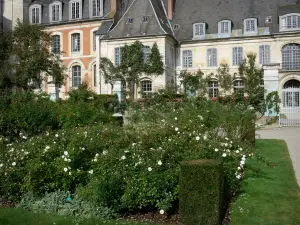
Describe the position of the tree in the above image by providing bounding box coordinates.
[0,20,65,92]
[0,32,13,89]
[216,63,233,95]
[179,70,207,97]
[100,41,164,99]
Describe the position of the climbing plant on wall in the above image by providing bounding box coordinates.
[100,41,164,99]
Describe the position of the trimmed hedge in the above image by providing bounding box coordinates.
[180,160,224,225]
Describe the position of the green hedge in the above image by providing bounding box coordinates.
[180,160,224,225]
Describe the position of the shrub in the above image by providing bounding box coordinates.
[180,160,224,225]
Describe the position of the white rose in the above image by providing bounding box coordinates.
[159,209,165,215]
[175,117,178,120]
[215,148,219,152]
[64,151,68,156]
[158,160,162,166]
[222,153,227,157]
[196,136,200,141]
[64,168,68,172]
[12,162,16,166]
[0,163,3,167]
[203,135,207,140]
[88,170,93,174]
[121,156,126,160]
[175,127,179,132]
[148,167,152,172]
[235,150,239,154]
[55,134,59,137]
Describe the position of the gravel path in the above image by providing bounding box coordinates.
[256,127,300,187]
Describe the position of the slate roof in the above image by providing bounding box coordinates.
[23,0,112,25]
[105,0,174,39]
[171,0,300,41]
[96,20,113,35]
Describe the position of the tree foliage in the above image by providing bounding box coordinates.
[0,20,65,91]
[179,70,207,97]
[100,41,164,99]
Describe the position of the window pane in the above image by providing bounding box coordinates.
[93,31,97,51]
[72,66,81,87]
[72,33,80,52]
[232,47,243,66]
[208,81,219,98]
[143,46,151,63]
[282,44,300,70]
[141,80,152,98]
[207,48,217,67]
[92,0,101,16]
[182,50,193,68]
[51,35,60,54]
[93,64,97,87]
[234,80,244,96]
[115,47,121,66]
[259,45,270,65]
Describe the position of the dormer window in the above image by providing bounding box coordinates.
[29,4,42,24]
[49,1,62,22]
[244,18,258,34]
[193,23,205,38]
[126,18,134,24]
[69,0,82,20]
[280,14,300,32]
[218,20,231,37]
[142,16,150,23]
[90,0,103,17]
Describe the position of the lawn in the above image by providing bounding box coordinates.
[230,139,300,225]
[0,208,156,225]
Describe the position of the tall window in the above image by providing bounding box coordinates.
[143,46,151,63]
[90,0,102,17]
[259,45,270,65]
[71,33,80,52]
[232,47,243,66]
[234,80,245,97]
[51,35,60,54]
[207,48,217,67]
[244,18,258,34]
[30,5,41,24]
[140,80,152,98]
[115,47,122,66]
[182,50,193,68]
[280,14,300,31]
[208,80,219,98]
[72,66,81,88]
[50,2,61,22]
[282,44,300,71]
[93,31,97,51]
[70,0,81,19]
[93,64,97,87]
[193,23,205,38]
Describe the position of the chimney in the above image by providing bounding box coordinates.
[168,0,173,20]
[111,0,118,14]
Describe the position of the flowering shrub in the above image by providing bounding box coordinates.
[0,98,256,216]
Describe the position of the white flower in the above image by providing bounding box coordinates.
[103,150,108,155]
[88,170,93,174]
[235,150,239,154]
[175,117,178,120]
[148,167,152,171]
[121,156,126,160]
[95,153,99,157]
[0,163,3,167]
[93,158,97,162]
[69,172,72,175]
[240,161,245,165]
[55,134,59,138]
[224,143,228,147]
[238,167,241,170]
[45,146,50,150]
[239,147,243,151]
[215,148,219,152]
[175,127,179,132]
[222,153,227,157]
[203,135,207,140]
[64,151,68,156]
[158,160,162,166]
[198,115,203,120]
[64,168,68,172]
[225,137,228,140]
[195,136,200,141]
[64,158,68,162]
[67,159,71,162]
[159,209,165,215]
[22,136,27,140]
[236,175,241,179]
[62,155,65,159]
[12,162,16,166]
[132,143,136,147]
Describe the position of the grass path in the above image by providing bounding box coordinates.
[230,139,300,225]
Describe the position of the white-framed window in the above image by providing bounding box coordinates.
[182,50,193,68]
[49,1,62,22]
[71,33,80,52]
[51,35,61,54]
[93,64,97,87]
[280,13,300,32]
[232,47,243,66]
[140,80,152,98]
[143,45,151,64]
[218,20,231,37]
[72,65,81,88]
[115,47,122,66]
[207,48,217,67]
[89,0,103,17]
[244,18,258,34]
[69,0,82,20]
[193,23,205,38]
[233,79,245,96]
[208,80,219,98]
[282,44,300,71]
[259,45,270,65]
[29,4,42,24]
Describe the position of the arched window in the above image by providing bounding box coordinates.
[140,80,152,98]
[208,80,219,98]
[283,79,300,107]
[233,79,244,97]
[72,65,81,88]
[49,1,62,22]
[282,44,300,71]
[29,4,42,24]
